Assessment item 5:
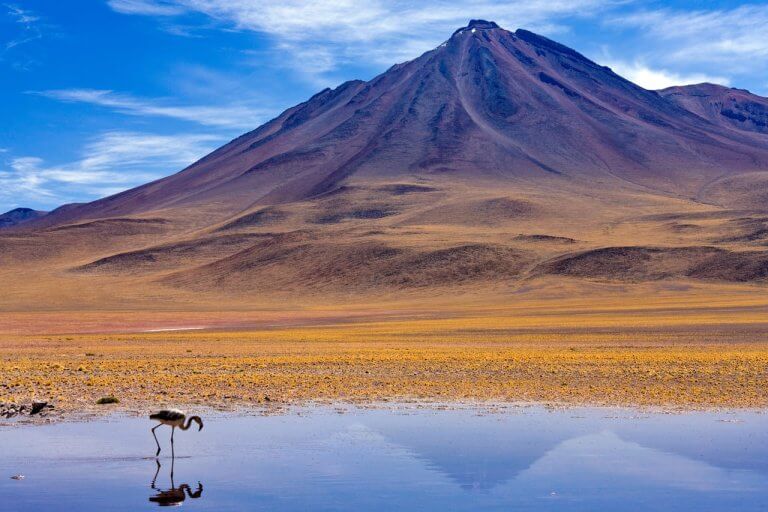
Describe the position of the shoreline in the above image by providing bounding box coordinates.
[3,398,765,428]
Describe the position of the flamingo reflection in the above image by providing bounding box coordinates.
[150,458,203,507]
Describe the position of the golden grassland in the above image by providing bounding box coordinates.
[2,287,768,414]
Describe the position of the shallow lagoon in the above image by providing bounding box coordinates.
[2,405,767,511]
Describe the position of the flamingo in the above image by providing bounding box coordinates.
[150,409,204,457]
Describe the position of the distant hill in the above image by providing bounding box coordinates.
[659,83,768,134]
[0,208,47,228]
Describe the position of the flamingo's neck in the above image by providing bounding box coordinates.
[179,416,201,430]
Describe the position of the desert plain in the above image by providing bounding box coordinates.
[2,279,767,415]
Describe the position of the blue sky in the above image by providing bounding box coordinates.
[2,0,768,212]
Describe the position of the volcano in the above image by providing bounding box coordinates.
[3,20,768,310]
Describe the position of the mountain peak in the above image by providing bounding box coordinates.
[467,19,499,29]
[453,19,500,35]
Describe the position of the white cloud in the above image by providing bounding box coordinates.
[108,0,619,77]
[32,89,271,129]
[604,60,730,90]
[157,0,610,41]
[107,0,185,16]
[0,131,221,207]
[615,5,768,67]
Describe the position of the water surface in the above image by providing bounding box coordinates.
[2,405,767,511]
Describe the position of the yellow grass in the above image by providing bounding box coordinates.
[2,292,767,412]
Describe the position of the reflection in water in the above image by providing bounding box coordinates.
[2,406,768,511]
[149,458,203,507]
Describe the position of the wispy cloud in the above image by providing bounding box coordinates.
[615,5,768,69]
[31,88,272,129]
[109,1,768,88]
[2,3,42,58]
[108,0,619,78]
[0,131,221,208]
[146,0,613,40]
[4,3,38,26]
[604,60,731,90]
[107,0,185,16]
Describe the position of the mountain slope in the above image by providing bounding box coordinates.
[659,83,768,134]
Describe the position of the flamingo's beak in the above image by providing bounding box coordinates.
[199,423,204,431]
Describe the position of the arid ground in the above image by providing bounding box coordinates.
[3,283,767,415]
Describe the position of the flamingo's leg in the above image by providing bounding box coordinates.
[152,424,162,457]
[170,448,175,483]
[171,426,175,460]
[151,459,161,488]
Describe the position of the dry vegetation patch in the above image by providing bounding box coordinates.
[2,305,767,415]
